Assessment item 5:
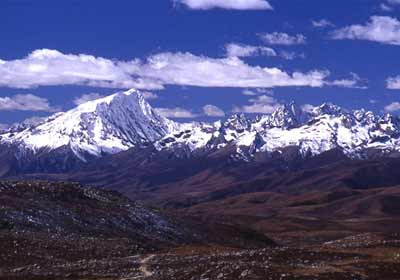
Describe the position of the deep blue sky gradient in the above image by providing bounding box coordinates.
[0,0,399,123]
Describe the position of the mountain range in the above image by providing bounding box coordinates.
[1,88,400,177]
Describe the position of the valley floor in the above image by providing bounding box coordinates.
[2,233,400,280]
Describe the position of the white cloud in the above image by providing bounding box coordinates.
[73,92,104,105]
[384,102,400,112]
[331,16,400,45]
[301,104,315,113]
[233,94,280,114]
[225,43,276,58]
[279,51,305,60]
[155,107,197,118]
[312,19,335,28]
[138,52,328,88]
[203,104,225,117]
[381,3,393,11]
[174,0,272,10]
[242,89,258,96]
[0,49,351,90]
[259,32,307,45]
[0,49,163,90]
[381,0,400,11]
[0,94,54,111]
[242,88,272,96]
[142,91,158,100]
[326,73,367,89]
[386,75,400,89]
[255,88,273,94]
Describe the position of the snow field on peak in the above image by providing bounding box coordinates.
[0,89,178,160]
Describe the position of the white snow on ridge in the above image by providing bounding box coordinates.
[1,89,400,162]
[158,103,400,159]
[0,89,178,160]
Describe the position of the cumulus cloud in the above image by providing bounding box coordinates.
[233,94,280,114]
[73,92,104,105]
[381,0,400,11]
[279,51,305,60]
[331,16,400,45]
[326,73,367,89]
[226,43,303,60]
[384,102,400,112]
[242,89,258,96]
[381,3,393,11]
[0,49,163,90]
[139,52,327,88]
[203,104,225,117]
[155,107,197,118]
[142,91,158,100]
[386,75,400,89]
[312,19,335,28]
[242,88,272,96]
[173,0,272,10]
[225,43,276,58]
[0,49,354,90]
[259,32,307,45]
[0,94,54,111]
[301,104,315,113]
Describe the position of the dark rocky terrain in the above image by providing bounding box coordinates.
[1,181,400,279]
[137,234,400,280]
[3,140,400,279]
[0,181,274,279]
[8,147,400,242]
[28,149,399,244]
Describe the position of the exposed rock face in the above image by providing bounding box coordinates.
[1,89,400,179]
[0,89,177,161]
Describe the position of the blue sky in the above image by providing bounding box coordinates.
[1,0,400,125]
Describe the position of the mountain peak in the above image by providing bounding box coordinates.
[73,89,144,113]
[0,89,177,160]
[259,101,307,129]
[224,113,251,131]
[312,103,343,117]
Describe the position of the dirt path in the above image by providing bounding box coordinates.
[139,254,156,277]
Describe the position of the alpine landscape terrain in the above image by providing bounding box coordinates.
[2,0,400,279]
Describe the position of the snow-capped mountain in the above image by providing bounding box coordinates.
[0,89,177,161]
[1,89,400,169]
[157,102,400,160]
